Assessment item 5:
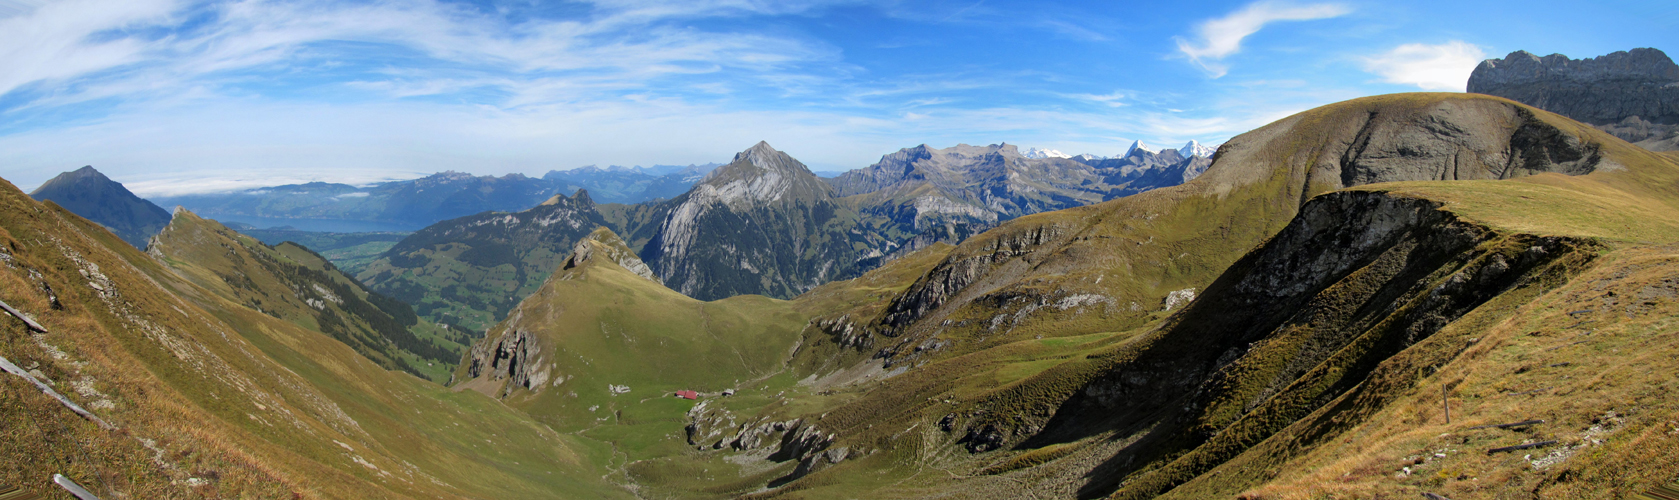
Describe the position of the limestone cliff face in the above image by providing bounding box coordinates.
[1469,48,1679,151]
[641,142,864,301]
[465,325,546,395]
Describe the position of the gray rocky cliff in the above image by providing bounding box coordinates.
[465,326,547,396]
[640,141,864,301]
[1469,48,1679,150]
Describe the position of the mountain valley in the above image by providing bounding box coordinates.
[6,45,1679,500]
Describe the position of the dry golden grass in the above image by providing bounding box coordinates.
[1225,245,1679,499]
[0,179,626,499]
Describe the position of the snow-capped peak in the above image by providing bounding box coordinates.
[1022,147,1072,159]
[1178,140,1218,158]
[1124,140,1156,157]
[1072,153,1107,162]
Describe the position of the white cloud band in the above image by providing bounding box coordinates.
[1175,1,1350,78]
[1361,41,1487,91]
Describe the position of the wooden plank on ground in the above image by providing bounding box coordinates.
[0,298,47,333]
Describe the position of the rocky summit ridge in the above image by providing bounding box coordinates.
[1469,47,1679,151]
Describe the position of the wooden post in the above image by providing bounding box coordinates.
[1443,384,1451,425]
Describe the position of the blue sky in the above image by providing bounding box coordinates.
[0,0,1674,196]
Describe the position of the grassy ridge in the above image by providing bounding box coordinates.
[149,211,469,382]
[238,229,409,276]
[0,178,626,498]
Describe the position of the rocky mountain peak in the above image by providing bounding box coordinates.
[571,188,595,208]
[1471,48,1679,88]
[694,141,830,207]
[30,165,172,249]
[732,141,788,171]
[1124,140,1157,157]
[1021,147,1071,159]
[1178,140,1218,158]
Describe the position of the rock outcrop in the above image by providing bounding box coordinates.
[1469,48,1679,151]
[562,227,659,284]
[465,327,546,395]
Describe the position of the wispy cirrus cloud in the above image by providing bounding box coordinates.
[0,0,851,113]
[1063,90,1128,107]
[1175,1,1351,78]
[1361,41,1486,91]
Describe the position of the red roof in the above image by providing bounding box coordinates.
[676,390,698,400]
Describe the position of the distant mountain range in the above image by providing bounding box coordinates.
[356,140,1215,329]
[1470,47,1679,151]
[150,163,721,229]
[25,139,1213,332]
[145,140,1220,235]
[29,166,172,249]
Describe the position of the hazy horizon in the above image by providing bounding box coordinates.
[1,0,1674,196]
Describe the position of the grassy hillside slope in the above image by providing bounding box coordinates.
[148,211,469,382]
[356,191,609,332]
[0,178,626,498]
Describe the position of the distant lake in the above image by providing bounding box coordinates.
[204,215,422,233]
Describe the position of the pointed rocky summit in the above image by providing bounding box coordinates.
[30,166,172,249]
